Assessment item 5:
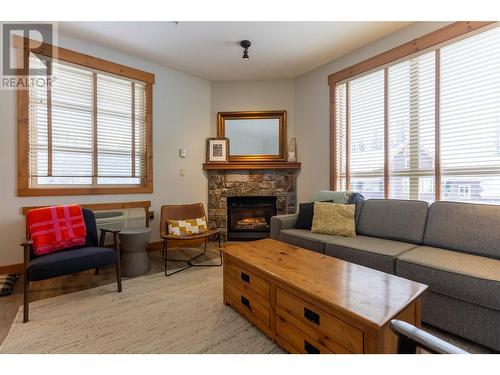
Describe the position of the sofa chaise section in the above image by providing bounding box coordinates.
[395,201,500,351]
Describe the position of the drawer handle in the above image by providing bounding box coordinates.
[241,296,251,309]
[304,340,320,354]
[304,307,320,325]
[241,272,250,283]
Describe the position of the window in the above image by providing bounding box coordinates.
[458,185,472,200]
[336,70,385,199]
[330,22,500,204]
[440,28,500,203]
[388,51,435,201]
[17,38,154,196]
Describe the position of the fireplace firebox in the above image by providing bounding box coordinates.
[227,196,277,241]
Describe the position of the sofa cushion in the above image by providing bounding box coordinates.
[311,202,356,237]
[295,200,332,230]
[356,199,429,244]
[396,246,500,311]
[324,235,418,274]
[310,190,350,203]
[309,191,365,226]
[424,201,500,259]
[28,246,118,281]
[279,229,334,253]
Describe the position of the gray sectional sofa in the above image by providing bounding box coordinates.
[270,198,500,352]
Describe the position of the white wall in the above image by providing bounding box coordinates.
[0,22,456,266]
[294,22,452,203]
[210,80,295,143]
[0,34,211,266]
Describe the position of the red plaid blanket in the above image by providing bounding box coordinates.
[27,205,87,256]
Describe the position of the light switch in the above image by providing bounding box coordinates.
[180,169,186,177]
[179,148,187,158]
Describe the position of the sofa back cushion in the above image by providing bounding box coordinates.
[424,201,500,259]
[310,190,349,203]
[295,200,333,230]
[357,199,429,244]
[311,202,356,237]
[310,190,365,226]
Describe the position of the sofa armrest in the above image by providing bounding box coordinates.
[270,214,298,240]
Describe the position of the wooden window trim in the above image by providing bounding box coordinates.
[345,82,351,191]
[434,49,441,201]
[383,68,389,199]
[16,36,154,197]
[329,21,496,192]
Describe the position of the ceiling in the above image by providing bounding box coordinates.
[59,22,412,81]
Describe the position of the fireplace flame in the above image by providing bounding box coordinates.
[235,217,268,230]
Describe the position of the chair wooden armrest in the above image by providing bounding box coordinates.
[161,229,221,241]
[99,228,121,235]
[99,228,121,249]
[20,239,33,265]
[20,239,33,247]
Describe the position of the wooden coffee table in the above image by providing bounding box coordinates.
[221,238,428,354]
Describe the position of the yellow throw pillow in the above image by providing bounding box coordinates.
[311,202,356,237]
[167,217,208,237]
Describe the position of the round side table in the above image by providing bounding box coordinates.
[119,228,152,277]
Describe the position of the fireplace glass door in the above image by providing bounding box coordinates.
[227,196,277,240]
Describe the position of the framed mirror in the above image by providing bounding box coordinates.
[217,111,287,162]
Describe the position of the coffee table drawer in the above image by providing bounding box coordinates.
[276,314,332,354]
[226,279,270,330]
[226,260,270,299]
[276,288,363,353]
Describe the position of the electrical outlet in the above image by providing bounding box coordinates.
[180,168,186,177]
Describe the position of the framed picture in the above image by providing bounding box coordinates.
[206,138,229,163]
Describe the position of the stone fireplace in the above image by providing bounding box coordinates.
[207,169,298,240]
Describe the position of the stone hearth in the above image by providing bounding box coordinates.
[207,169,297,240]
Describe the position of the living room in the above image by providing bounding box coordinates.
[1,0,499,373]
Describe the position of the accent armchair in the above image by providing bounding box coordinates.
[21,208,122,323]
[160,203,222,277]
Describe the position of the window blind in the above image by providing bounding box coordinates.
[335,82,347,191]
[334,24,500,204]
[388,51,435,200]
[28,57,148,187]
[440,27,500,203]
[335,71,385,199]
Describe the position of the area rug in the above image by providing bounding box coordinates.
[0,267,284,354]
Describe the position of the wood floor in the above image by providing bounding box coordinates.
[0,243,495,353]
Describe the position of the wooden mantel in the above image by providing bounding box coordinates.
[203,162,301,170]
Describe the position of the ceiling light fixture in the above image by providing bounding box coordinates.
[240,40,251,59]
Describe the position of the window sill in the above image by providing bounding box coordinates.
[18,185,153,197]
